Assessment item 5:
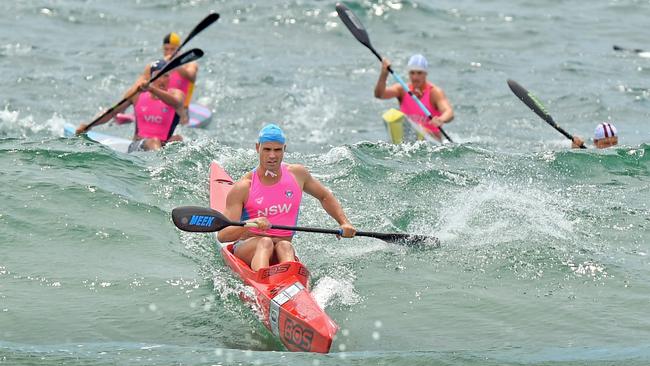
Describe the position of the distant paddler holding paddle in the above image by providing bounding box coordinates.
[374,54,454,142]
[507,79,620,149]
[217,124,357,271]
[571,123,619,149]
[73,15,215,151]
[76,59,186,152]
[129,32,199,125]
[334,3,454,143]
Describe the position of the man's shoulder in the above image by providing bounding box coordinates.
[428,82,444,93]
[236,171,253,185]
[286,164,312,187]
[286,163,309,175]
[229,173,253,194]
[391,83,405,93]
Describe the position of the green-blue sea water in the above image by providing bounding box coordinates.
[1,1,649,365]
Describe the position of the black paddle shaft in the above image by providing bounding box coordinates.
[507,79,586,149]
[171,206,440,247]
[269,224,439,247]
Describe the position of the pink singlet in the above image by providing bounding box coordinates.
[169,71,189,95]
[134,91,177,142]
[169,70,193,108]
[399,83,442,134]
[242,164,303,237]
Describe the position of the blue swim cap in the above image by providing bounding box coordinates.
[258,123,286,144]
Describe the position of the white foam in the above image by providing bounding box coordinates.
[319,145,355,165]
[1,43,33,56]
[432,182,574,246]
[0,107,19,124]
[0,107,68,137]
[312,275,360,309]
[284,86,338,144]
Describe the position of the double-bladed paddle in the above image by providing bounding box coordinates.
[335,2,453,143]
[82,13,219,132]
[507,79,586,149]
[171,206,441,248]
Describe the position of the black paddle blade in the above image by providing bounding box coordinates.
[181,13,220,49]
[507,79,555,125]
[171,206,234,233]
[151,48,204,83]
[409,234,440,247]
[336,3,372,49]
[357,231,441,248]
[507,79,583,147]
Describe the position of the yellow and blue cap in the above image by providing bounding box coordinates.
[163,32,181,46]
[258,124,286,144]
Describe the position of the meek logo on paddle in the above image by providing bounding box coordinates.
[189,215,214,227]
[257,203,292,217]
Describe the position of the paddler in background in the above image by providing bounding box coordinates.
[76,59,185,152]
[129,32,198,124]
[374,54,454,142]
[217,124,357,271]
[572,123,619,149]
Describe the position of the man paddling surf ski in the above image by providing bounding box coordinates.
[130,32,198,125]
[76,59,185,152]
[374,54,454,142]
[217,124,357,271]
[572,122,619,149]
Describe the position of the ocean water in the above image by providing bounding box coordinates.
[1,1,649,365]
